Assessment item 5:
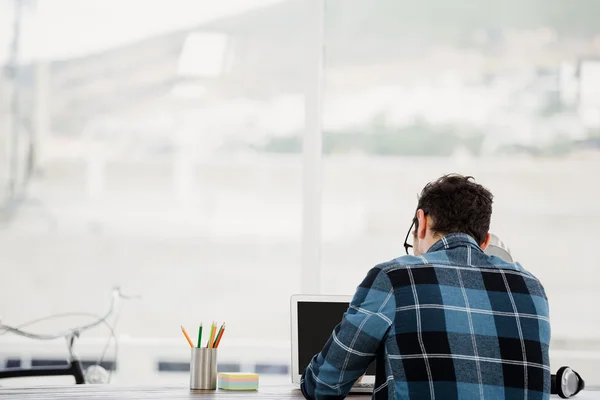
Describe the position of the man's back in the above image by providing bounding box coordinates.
[300,234,550,400]
[300,176,551,400]
[380,233,550,399]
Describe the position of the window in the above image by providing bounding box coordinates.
[1,0,598,388]
[0,0,305,385]
[322,0,600,386]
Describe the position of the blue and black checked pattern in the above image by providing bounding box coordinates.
[300,234,551,400]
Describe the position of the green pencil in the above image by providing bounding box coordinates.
[197,324,203,348]
[213,323,224,348]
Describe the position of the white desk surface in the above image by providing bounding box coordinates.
[0,385,597,399]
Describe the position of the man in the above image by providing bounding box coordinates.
[301,174,550,399]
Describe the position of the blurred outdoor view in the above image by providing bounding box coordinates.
[0,0,599,387]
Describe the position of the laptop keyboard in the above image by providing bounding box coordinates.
[354,382,374,389]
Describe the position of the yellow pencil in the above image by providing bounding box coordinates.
[180,326,194,348]
[211,323,217,348]
[207,322,216,348]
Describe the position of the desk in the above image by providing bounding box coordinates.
[0,385,597,399]
[0,385,342,399]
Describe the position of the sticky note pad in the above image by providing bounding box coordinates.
[218,372,259,391]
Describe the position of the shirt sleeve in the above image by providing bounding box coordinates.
[300,267,396,400]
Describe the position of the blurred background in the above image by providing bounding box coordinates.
[0,0,599,387]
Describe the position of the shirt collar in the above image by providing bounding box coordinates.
[426,233,481,253]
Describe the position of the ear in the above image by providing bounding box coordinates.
[479,232,491,250]
[416,209,428,239]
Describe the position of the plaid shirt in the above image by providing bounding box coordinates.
[300,233,551,400]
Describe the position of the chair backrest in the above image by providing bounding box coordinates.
[484,233,513,262]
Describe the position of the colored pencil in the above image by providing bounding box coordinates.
[197,324,203,348]
[211,323,217,348]
[207,322,216,348]
[180,326,194,348]
[214,323,226,348]
[213,323,224,348]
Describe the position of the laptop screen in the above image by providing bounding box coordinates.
[297,301,377,376]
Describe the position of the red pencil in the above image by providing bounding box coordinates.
[214,323,226,348]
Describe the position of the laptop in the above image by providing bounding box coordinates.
[290,294,376,394]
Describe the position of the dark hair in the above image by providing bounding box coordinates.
[417,174,493,245]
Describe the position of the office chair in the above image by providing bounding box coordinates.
[485,234,585,398]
